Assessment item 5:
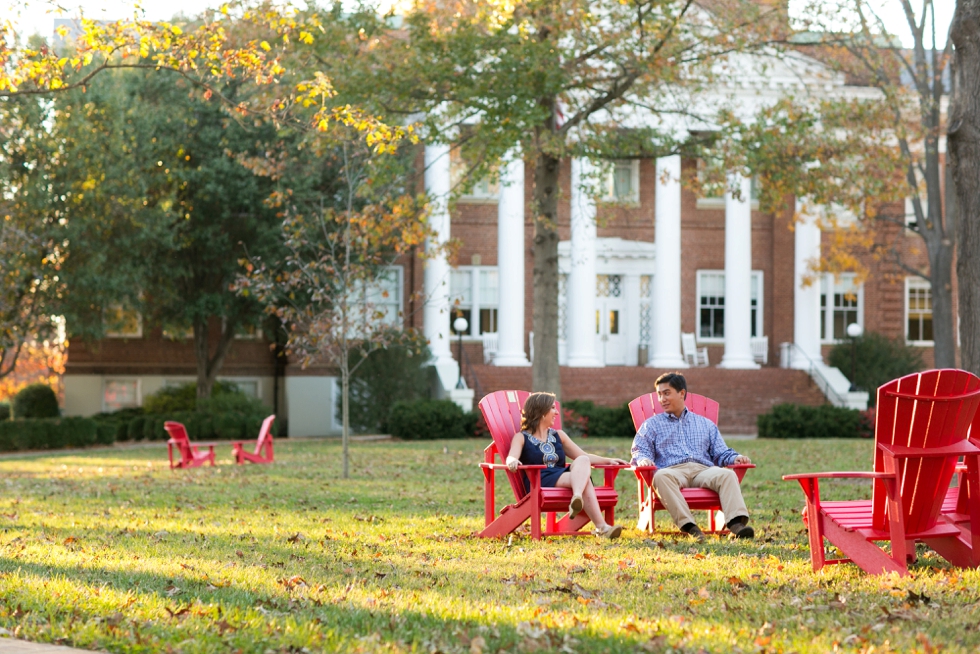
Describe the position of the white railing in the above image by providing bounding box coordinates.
[779,342,854,408]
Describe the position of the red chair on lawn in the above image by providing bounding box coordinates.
[784,369,980,576]
[628,392,755,534]
[478,390,627,539]
[164,421,217,470]
[232,415,276,465]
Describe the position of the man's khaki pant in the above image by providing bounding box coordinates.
[652,462,748,528]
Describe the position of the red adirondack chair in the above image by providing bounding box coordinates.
[478,390,627,539]
[232,415,276,465]
[629,392,755,533]
[784,369,980,576]
[164,421,217,470]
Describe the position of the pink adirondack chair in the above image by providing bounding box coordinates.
[478,390,627,539]
[629,392,755,533]
[784,369,980,576]
[232,415,276,465]
[164,421,217,469]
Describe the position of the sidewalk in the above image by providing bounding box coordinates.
[0,638,93,653]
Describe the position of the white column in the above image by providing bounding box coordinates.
[423,144,458,389]
[794,198,823,367]
[493,149,530,366]
[718,173,759,369]
[624,274,641,366]
[649,155,688,368]
[566,158,602,367]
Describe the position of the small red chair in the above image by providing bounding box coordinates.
[232,415,276,465]
[164,421,217,469]
[478,390,626,539]
[628,392,754,534]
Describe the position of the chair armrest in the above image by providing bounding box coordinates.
[191,442,220,448]
[878,441,980,459]
[782,471,896,481]
[593,464,630,470]
[730,463,756,470]
[478,463,547,470]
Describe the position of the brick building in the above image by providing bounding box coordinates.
[63,46,943,435]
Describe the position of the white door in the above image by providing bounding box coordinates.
[595,274,626,365]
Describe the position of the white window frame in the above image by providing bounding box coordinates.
[450,145,499,203]
[695,163,760,210]
[102,378,141,412]
[449,266,499,340]
[820,273,864,344]
[218,377,262,400]
[905,276,934,346]
[357,265,403,328]
[695,270,763,343]
[602,159,640,204]
[104,305,143,338]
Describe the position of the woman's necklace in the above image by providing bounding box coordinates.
[530,428,550,444]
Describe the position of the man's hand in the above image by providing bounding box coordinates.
[635,458,655,467]
[733,455,751,465]
[506,456,520,472]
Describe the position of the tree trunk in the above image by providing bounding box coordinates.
[928,241,956,368]
[342,355,350,480]
[950,0,980,375]
[193,316,237,402]
[531,149,562,397]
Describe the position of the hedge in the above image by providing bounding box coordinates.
[0,417,99,452]
[757,403,874,439]
[562,400,635,438]
[12,384,60,419]
[388,399,467,440]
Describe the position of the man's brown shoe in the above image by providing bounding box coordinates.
[728,521,755,539]
[683,524,706,543]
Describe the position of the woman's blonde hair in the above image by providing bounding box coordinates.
[521,392,556,433]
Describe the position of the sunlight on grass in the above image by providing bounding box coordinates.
[1,437,979,652]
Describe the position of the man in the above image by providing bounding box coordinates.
[630,372,754,541]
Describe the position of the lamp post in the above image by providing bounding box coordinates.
[846,322,863,392]
[454,316,468,389]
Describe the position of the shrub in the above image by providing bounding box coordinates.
[143,380,253,413]
[757,403,873,439]
[560,407,589,439]
[0,417,99,452]
[342,342,433,434]
[562,400,634,438]
[0,402,10,421]
[827,331,923,406]
[462,410,491,439]
[94,422,118,445]
[388,399,466,440]
[12,384,59,419]
[127,416,147,441]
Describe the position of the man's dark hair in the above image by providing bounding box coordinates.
[655,372,687,393]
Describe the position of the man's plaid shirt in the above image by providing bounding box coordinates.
[630,408,739,469]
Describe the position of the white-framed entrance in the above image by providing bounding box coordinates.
[558,237,656,367]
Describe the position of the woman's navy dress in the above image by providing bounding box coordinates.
[518,428,567,492]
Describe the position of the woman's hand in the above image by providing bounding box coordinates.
[506,456,520,472]
[606,457,629,466]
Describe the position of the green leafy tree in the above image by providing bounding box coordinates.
[827,331,923,404]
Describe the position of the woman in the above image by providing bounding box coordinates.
[505,392,627,539]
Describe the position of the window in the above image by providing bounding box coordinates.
[906,277,933,344]
[220,378,260,398]
[820,274,863,342]
[695,160,759,209]
[104,305,142,338]
[235,323,263,340]
[103,379,140,412]
[346,266,402,329]
[603,160,639,203]
[449,267,498,336]
[696,270,763,341]
[450,140,498,201]
[162,325,193,340]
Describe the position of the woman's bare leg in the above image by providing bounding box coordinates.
[557,456,607,529]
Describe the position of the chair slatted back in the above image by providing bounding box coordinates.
[628,392,720,431]
[164,421,190,445]
[479,390,562,500]
[872,369,980,533]
[254,415,276,455]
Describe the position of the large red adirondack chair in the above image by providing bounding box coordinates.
[478,390,627,539]
[164,421,217,470]
[232,415,276,465]
[784,369,980,575]
[629,392,755,533]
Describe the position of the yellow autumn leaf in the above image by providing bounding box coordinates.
[260,41,271,51]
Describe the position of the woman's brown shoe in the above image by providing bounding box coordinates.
[569,495,583,520]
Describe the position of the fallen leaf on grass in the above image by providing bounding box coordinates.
[235,550,244,558]
[566,566,587,574]
[279,575,308,590]
[214,619,236,634]
[615,573,632,583]
[469,636,486,654]
[165,604,190,619]
[164,585,182,597]
[583,552,602,561]
[286,532,304,543]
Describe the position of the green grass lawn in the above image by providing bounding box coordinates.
[1,436,977,653]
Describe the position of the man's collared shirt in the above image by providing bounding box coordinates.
[630,407,739,469]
